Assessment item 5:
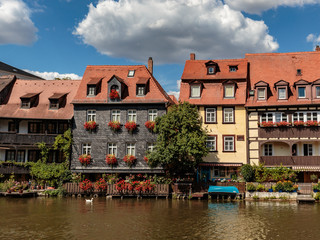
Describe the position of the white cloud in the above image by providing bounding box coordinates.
[74,0,278,64]
[24,70,82,80]
[306,33,320,49]
[0,0,37,45]
[224,0,320,14]
[167,80,181,100]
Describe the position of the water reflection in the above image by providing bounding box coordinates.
[1,198,320,239]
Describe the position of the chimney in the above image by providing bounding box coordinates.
[190,53,195,60]
[316,45,320,51]
[148,57,153,75]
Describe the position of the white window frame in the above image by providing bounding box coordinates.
[128,70,135,77]
[260,112,288,123]
[137,86,145,96]
[108,143,117,156]
[224,85,235,98]
[87,110,96,122]
[278,87,287,100]
[223,136,235,152]
[126,143,136,156]
[147,143,155,152]
[206,136,217,152]
[316,86,320,98]
[298,87,306,98]
[303,144,313,156]
[257,88,266,100]
[292,112,319,122]
[206,108,216,123]
[223,108,234,123]
[82,143,91,155]
[190,85,201,98]
[264,144,273,156]
[111,110,121,122]
[87,86,96,96]
[128,110,137,122]
[208,67,214,74]
[148,109,158,121]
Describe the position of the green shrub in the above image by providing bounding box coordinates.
[256,184,265,192]
[241,164,255,182]
[275,182,285,192]
[314,192,320,200]
[247,183,256,191]
[283,181,294,192]
[253,195,259,200]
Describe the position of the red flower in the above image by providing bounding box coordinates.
[144,156,149,163]
[109,89,120,100]
[78,154,91,166]
[125,121,137,132]
[116,180,126,192]
[306,120,318,127]
[84,121,97,130]
[108,121,121,131]
[258,121,274,127]
[123,154,136,167]
[145,121,155,131]
[293,121,305,127]
[276,121,291,127]
[79,179,93,191]
[94,178,107,191]
[106,154,117,165]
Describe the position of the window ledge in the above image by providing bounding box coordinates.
[222,151,236,153]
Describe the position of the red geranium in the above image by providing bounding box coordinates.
[123,154,136,167]
[79,154,91,166]
[84,121,97,130]
[79,179,93,191]
[109,89,120,100]
[116,180,126,192]
[94,178,107,191]
[106,154,117,165]
[259,121,274,127]
[306,120,318,127]
[276,121,291,127]
[293,121,305,127]
[108,121,121,131]
[144,156,149,163]
[145,121,155,131]
[125,121,137,132]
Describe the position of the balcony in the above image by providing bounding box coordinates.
[258,127,320,139]
[0,132,57,145]
[260,156,320,166]
[0,164,29,174]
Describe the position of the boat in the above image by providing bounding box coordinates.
[208,186,239,198]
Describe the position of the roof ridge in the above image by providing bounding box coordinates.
[246,51,320,56]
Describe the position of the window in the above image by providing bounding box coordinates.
[297,69,302,75]
[82,143,91,155]
[223,108,234,123]
[28,122,45,134]
[126,143,135,156]
[128,70,135,77]
[224,85,235,98]
[298,87,306,98]
[223,136,235,152]
[316,86,320,98]
[264,144,273,156]
[58,122,68,134]
[87,110,96,122]
[108,143,117,156]
[257,88,266,100]
[205,108,216,123]
[28,150,40,162]
[229,66,237,72]
[147,143,155,152]
[190,85,201,98]
[87,85,96,96]
[111,110,121,122]
[303,144,313,156]
[137,86,145,96]
[47,122,57,134]
[278,87,286,99]
[5,150,15,161]
[208,67,214,74]
[206,136,217,152]
[49,99,59,109]
[21,99,30,108]
[293,112,318,122]
[128,110,137,122]
[16,150,25,162]
[8,122,16,132]
[148,109,158,121]
[260,113,287,123]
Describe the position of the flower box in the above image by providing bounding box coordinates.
[123,154,136,167]
[108,121,121,131]
[276,121,291,127]
[125,121,137,132]
[79,154,91,166]
[109,89,120,100]
[106,154,117,166]
[293,121,305,127]
[259,121,274,127]
[79,179,93,191]
[145,121,155,131]
[306,120,319,127]
[84,121,97,131]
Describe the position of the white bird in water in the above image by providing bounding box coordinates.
[85,198,93,203]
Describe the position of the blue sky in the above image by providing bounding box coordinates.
[1,0,320,98]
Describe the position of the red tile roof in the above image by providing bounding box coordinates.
[0,79,80,120]
[245,51,320,107]
[72,65,174,105]
[179,58,248,105]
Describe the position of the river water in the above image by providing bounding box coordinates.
[0,197,319,240]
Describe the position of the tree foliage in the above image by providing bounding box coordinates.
[240,164,255,182]
[148,102,208,176]
[53,128,72,162]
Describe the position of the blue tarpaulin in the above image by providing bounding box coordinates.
[208,186,239,194]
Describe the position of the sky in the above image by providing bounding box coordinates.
[1,0,320,99]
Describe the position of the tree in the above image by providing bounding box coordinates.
[240,164,255,182]
[148,102,208,176]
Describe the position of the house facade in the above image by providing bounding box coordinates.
[71,59,174,178]
[246,49,320,182]
[179,54,248,181]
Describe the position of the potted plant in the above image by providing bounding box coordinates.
[109,89,120,100]
[84,121,97,131]
[123,154,136,167]
[108,121,121,132]
[106,154,117,166]
[79,179,93,193]
[275,181,284,192]
[94,178,107,191]
[145,121,155,131]
[256,184,265,192]
[125,121,137,132]
[246,183,256,192]
[311,174,318,183]
[79,154,92,166]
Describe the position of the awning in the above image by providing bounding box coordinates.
[292,166,320,172]
[20,92,40,98]
[199,163,242,167]
[49,93,67,99]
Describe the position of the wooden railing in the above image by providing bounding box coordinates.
[0,164,29,174]
[261,156,320,166]
[0,132,57,145]
[259,127,320,139]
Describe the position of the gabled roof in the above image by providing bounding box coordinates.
[0,75,16,92]
[274,80,289,87]
[0,80,80,120]
[72,65,173,105]
[0,61,43,80]
[294,79,309,86]
[254,80,269,88]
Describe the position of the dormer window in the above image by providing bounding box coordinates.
[110,85,120,100]
[49,93,67,110]
[208,67,215,75]
[87,85,96,96]
[254,81,269,101]
[190,84,201,98]
[128,70,135,77]
[229,66,238,72]
[87,77,102,97]
[274,80,289,100]
[278,87,287,99]
[137,85,145,96]
[136,77,149,96]
[49,99,59,109]
[20,93,39,109]
[257,88,266,100]
[224,85,235,98]
[205,60,219,75]
[21,99,30,108]
[298,87,306,98]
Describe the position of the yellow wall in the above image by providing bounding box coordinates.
[200,106,247,164]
